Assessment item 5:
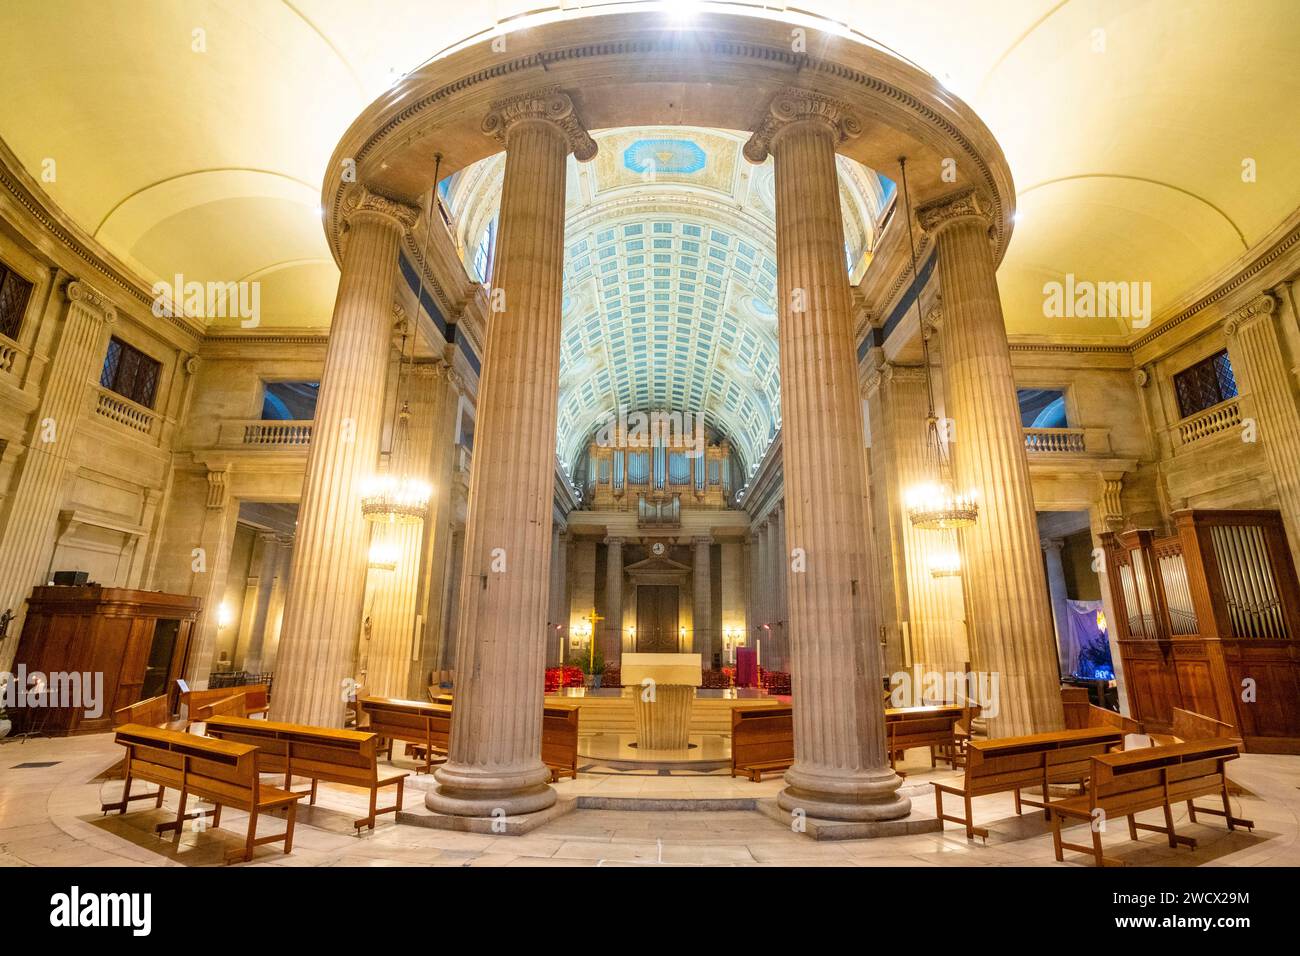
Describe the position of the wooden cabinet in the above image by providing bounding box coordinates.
[10,586,201,735]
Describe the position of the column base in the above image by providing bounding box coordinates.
[777,763,912,822]
[425,760,557,817]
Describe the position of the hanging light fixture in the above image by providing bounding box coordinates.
[367,538,399,573]
[927,531,963,578]
[897,156,978,532]
[361,157,441,526]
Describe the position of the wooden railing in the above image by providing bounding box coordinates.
[1177,398,1241,445]
[1023,427,1086,454]
[94,386,156,436]
[216,419,314,449]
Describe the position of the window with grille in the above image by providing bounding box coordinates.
[1173,349,1237,419]
[100,336,162,409]
[0,263,34,341]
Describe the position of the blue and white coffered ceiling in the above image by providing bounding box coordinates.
[444,126,890,473]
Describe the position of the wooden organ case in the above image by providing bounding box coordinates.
[1103,510,1300,752]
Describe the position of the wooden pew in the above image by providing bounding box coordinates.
[1062,686,1144,735]
[1148,707,1242,748]
[179,682,269,729]
[731,705,794,781]
[543,704,580,781]
[102,723,304,863]
[113,695,182,729]
[1050,739,1253,866]
[205,716,408,831]
[885,705,964,770]
[358,696,452,774]
[933,727,1125,840]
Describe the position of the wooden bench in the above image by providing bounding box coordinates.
[1050,739,1253,866]
[358,696,452,774]
[543,704,580,781]
[1062,686,1144,735]
[205,716,408,831]
[885,705,964,771]
[731,705,794,781]
[113,695,184,729]
[102,723,305,863]
[933,726,1125,840]
[179,682,269,729]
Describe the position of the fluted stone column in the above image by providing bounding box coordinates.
[1041,538,1071,677]
[1225,293,1300,558]
[746,89,909,822]
[692,536,713,664]
[241,532,279,674]
[263,533,293,672]
[772,504,789,671]
[879,362,970,675]
[547,528,568,666]
[271,188,417,726]
[755,519,772,659]
[427,88,596,818]
[917,188,1064,737]
[0,280,114,671]
[364,364,441,698]
[603,535,624,665]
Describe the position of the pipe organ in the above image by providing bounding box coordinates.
[1103,509,1300,752]
[584,418,734,510]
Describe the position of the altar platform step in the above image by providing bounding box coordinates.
[544,690,784,737]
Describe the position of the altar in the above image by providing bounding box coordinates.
[620,652,701,752]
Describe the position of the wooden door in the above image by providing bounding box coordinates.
[636,585,679,653]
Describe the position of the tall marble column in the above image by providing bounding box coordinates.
[917,188,1064,737]
[271,187,418,726]
[547,527,568,666]
[755,519,772,659]
[1040,538,1070,677]
[745,89,909,821]
[0,279,114,671]
[772,504,789,671]
[365,363,441,699]
[263,532,293,672]
[241,531,279,674]
[692,536,713,664]
[1225,293,1300,558]
[879,361,970,675]
[427,88,596,818]
[602,535,624,665]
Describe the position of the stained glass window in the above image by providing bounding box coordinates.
[100,336,161,409]
[1174,349,1237,419]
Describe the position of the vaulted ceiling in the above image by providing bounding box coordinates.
[1,0,1297,344]
[442,127,888,471]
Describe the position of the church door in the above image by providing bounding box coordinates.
[636,585,679,653]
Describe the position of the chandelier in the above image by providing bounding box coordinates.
[897,156,979,533]
[926,531,963,578]
[367,539,399,572]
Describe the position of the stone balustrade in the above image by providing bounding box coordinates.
[1177,398,1241,445]
[1023,427,1086,453]
[216,419,314,449]
[94,385,156,436]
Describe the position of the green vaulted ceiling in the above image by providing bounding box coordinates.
[443,126,889,473]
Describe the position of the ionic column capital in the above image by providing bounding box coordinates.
[743,88,863,164]
[1224,292,1279,337]
[341,185,420,232]
[603,534,624,548]
[481,87,597,161]
[65,279,117,324]
[916,188,996,237]
[691,535,714,548]
[1039,537,1065,553]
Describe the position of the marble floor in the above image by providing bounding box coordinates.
[1,732,1296,867]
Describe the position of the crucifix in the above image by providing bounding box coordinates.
[584,608,604,672]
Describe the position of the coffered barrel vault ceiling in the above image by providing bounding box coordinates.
[0,0,1297,340]
[442,127,889,472]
